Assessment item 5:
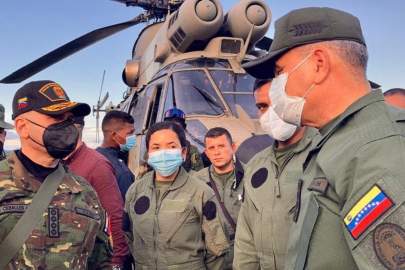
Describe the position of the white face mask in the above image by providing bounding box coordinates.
[259,106,297,141]
[270,54,315,126]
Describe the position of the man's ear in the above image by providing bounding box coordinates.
[15,118,29,139]
[312,48,331,85]
[231,143,237,153]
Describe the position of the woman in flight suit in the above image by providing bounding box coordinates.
[124,121,228,269]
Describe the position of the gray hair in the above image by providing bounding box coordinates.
[301,40,368,74]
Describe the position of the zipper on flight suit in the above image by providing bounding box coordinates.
[274,152,296,198]
[153,185,172,269]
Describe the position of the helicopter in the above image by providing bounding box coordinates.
[0,0,273,176]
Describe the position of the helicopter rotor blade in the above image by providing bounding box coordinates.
[0,13,148,84]
[99,92,110,108]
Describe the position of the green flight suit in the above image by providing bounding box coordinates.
[284,90,405,270]
[193,159,245,270]
[0,152,111,269]
[233,127,318,270]
[124,167,229,270]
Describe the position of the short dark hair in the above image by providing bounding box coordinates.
[384,88,405,97]
[102,110,134,131]
[253,79,271,92]
[205,127,233,144]
[145,121,187,150]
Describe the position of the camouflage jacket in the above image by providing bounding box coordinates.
[0,152,111,270]
[124,168,229,270]
[183,142,204,172]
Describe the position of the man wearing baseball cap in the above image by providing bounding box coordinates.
[242,7,405,270]
[0,104,13,160]
[0,80,111,269]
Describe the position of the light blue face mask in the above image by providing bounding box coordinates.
[120,135,136,152]
[147,148,184,177]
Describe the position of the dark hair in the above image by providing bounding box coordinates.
[102,110,134,131]
[253,79,271,92]
[145,121,187,150]
[384,88,405,97]
[205,127,233,144]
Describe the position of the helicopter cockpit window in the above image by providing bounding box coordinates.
[173,58,230,69]
[210,70,257,118]
[165,70,225,116]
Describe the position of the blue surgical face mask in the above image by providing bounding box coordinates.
[147,148,184,177]
[120,135,136,152]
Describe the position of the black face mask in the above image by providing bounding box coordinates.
[0,140,4,154]
[27,118,79,159]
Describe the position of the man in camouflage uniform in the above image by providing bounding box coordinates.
[244,7,405,270]
[233,80,318,270]
[0,80,111,269]
[0,104,14,160]
[193,127,244,269]
[164,107,204,171]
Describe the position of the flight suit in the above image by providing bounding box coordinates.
[124,167,229,270]
[0,152,111,269]
[284,90,405,270]
[233,127,318,270]
[193,159,244,269]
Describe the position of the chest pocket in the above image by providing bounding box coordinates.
[159,199,198,243]
[284,192,320,270]
[43,197,102,258]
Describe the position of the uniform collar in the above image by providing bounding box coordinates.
[317,90,384,149]
[302,90,384,170]
[149,167,189,191]
[7,151,82,194]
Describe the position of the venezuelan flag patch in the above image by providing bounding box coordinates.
[17,97,28,109]
[344,185,394,240]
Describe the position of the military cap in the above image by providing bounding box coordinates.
[12,80,91,119]
[243,7,366,79]
[0,104,13,129]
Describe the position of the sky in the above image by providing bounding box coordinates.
[1,0,404,149]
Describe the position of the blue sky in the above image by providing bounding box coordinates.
[1,0,404,146]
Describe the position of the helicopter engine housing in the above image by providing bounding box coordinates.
[223,0,271,45]
[167,0,224,52]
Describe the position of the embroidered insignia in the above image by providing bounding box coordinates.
[75,207,101,220]
[41,101,77,112]
[0,204,28,215]
[344,185,394,239]
[48,207,60,238]
[17,97,28,110]
[39,82,68,101]
[373,223,405,270]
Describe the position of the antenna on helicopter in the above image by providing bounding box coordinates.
[93,70,109,143]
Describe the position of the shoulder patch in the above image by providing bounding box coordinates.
[251,168,268,188]
[344,185,394,240]
[373,223,405,270]
[134,196,150,215]
[203,200,217,221]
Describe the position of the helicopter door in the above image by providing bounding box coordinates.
[144,82,164,129]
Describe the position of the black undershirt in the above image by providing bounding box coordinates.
[15,150,58,182]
